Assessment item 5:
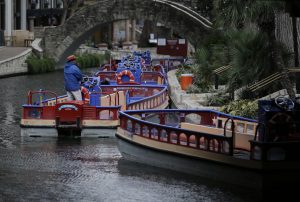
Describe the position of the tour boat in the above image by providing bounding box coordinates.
[115,96,300,191]
[20,52,170,137]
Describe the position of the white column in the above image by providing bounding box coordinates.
[21,0,27,30]
[123,19,132,49]
[5,0,13,46]
[112,21,118,47]
[131,19,137,43]
[36,0,40,9]
[125,19,130,43]
[29,17,35,32]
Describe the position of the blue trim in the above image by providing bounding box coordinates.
[120,109,257,123]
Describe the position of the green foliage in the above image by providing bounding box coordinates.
[175,65,193,78]
[225,28,292,95]
[238,88,256,100]
[186,84,202,94]
[206,92,230,106]
[77,53,107,69]
[212,0,292,94]
[26,55,55,74]
[104,50,111,61]
[192,41,229,91]
[213,0,284,30]
[219,99,258,119]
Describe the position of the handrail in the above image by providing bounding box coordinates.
[254,123,265,141]
[164,0,213,25]
[224,117,235,137]
[155,0,212,29]
[224,117,235,155]
[248,72,281,89]
[127,86,168,110]
[27,90,58,105]
[213,65,232,75]
[248,72,282,92]
[123,109,257,123]
[247,68,300,92]
[288,68,300,73]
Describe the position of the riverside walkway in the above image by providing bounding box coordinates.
[167,69,219,110]
[0,46,32,78]
[0,47,30,62]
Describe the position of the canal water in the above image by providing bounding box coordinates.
[0,70,261,201]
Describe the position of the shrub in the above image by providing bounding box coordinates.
[206,93,230,106]
[26,55,55,74]
[77,53,107,69]
[186,84,202,94]
[219,100,258,119]
[175,65,193,79]
[238,88,256,100]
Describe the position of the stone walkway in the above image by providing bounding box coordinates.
[167,69,294,111]
[167,69,219,110]
[0,47,31,62]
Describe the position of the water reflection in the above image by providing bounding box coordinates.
[117,159,261,202]
[3,101,15,125]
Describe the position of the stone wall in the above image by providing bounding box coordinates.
[0,49,32,77]
[42,0,210,64]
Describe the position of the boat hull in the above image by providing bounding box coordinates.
[116,129,300,191]
[21,122,117,138]
[21,127,58,137]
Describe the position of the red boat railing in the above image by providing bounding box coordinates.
[140,71,167,84]
[27,90,58,105]
[23,90,59,119]
[117,109,256,155]
[95,71,116,81]
[101,85,168,111]
[22,86,167,122]
[95,70,167,85]
[87,91,123,120]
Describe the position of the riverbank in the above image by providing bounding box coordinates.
[0,46,32,78]
[167,69,219,110]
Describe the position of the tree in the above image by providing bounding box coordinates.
[213,0,296,98]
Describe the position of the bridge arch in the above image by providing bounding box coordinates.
[43,0,212,64]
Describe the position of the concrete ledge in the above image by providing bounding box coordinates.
[32,38,43,57]
[167,69,219,110]
[0,48,32,77]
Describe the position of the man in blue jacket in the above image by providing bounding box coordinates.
[64,55,83,101]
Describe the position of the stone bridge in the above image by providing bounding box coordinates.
[42,0,212,64]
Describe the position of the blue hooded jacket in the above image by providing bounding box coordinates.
[64,61,83,91]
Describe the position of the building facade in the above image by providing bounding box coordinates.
[0,0,138,49]
[0,0,65,46]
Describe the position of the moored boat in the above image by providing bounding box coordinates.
[20,51,170,137]
[115,96,300,191]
